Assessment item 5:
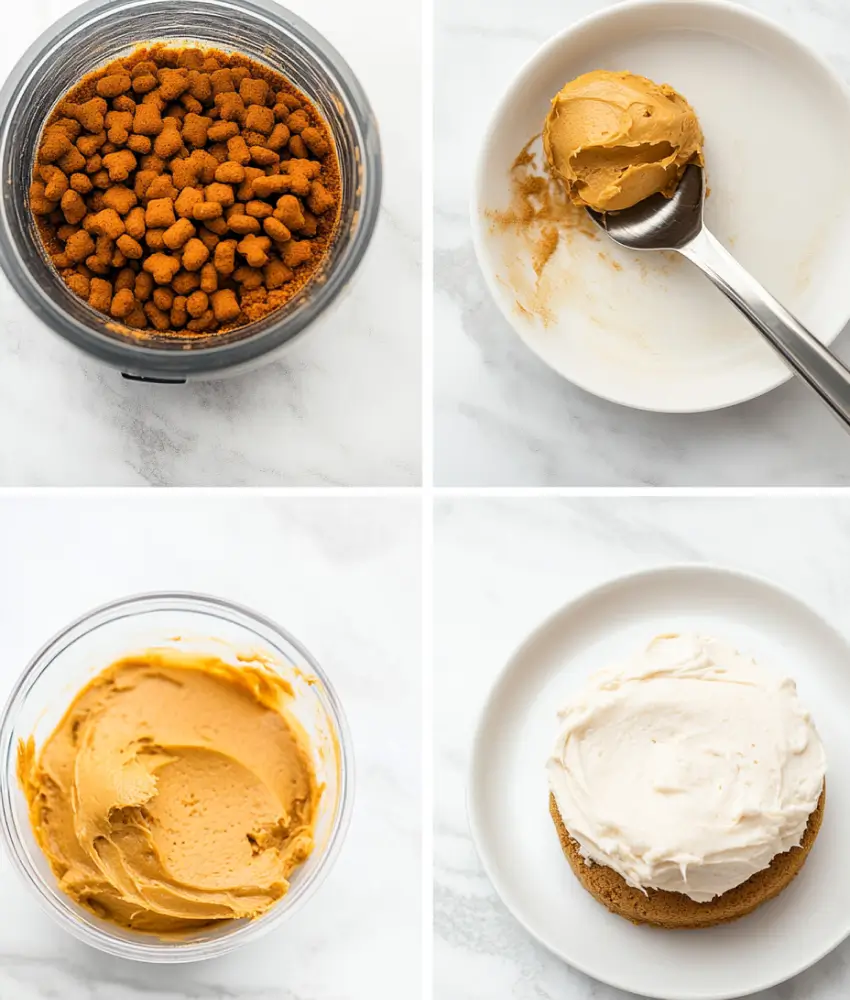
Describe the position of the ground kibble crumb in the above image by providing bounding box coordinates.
[32,44,340,338]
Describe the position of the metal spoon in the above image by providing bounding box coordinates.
[586,164,850,429]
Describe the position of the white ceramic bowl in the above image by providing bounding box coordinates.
[472,0,850,411]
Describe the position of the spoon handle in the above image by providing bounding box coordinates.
[680,228,850,431]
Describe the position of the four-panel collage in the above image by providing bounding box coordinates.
[2,0,850,999]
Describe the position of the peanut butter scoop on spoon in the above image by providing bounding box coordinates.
[544,70,850,430]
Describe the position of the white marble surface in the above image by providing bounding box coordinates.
[0,0,421,486]
[0,494,421,998]
[434,496,850,999]
[434,0,850,485]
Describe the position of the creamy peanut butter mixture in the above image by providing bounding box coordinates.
[543,70,704,212]
[17,649,319,935]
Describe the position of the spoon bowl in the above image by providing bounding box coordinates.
[586,164,705,251]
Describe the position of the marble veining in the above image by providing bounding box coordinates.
[434,0,850,485]
[0,496,422,998]
[0,0,421,486]
[434,497,850,999]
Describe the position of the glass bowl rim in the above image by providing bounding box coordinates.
[0,589,355,962]
[0,0,383,377]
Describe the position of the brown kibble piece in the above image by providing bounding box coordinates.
[134,271,154,301]
[133,104,164,136]
[153,287,174,310]
[145,229,166,251]
[208,121,239,143]
[301,127,329,158]
[237,233,271,268]
[283,240,311,268]
[287,110,310,134]
[154,123,183,158]
[249,146,279,167]
[187,308,216,332]
[110,287,136,318]
[266,123,291,152]
[88,277,112,313]
[105,110,133,144]
[182,113,212,148]
[170,295,189,327]
[244,105,275,135]
[127,133,152,154]
[192,201,223,221]
[124,206,146,240]
[213,239,237,274]
[144,175,178,202]
[116,234,143,259]
[239,77,269,106]
[227,135,250,165]
[172,270,201,294]
[65,230,96,263]
[182,237,210,271]
[102,186,138,215]
[39,128,72,164]
[215,161,245,184]
[210,68,236,95]
[307,181,335,216]
[274,194,305,231]
[143,253,181,284]
[175,187,203,218]
[251,174,290,199]
[146,198,176,229]
[58,146,87,175]
[158,68,189,101]
[85,208,125,239]
[66,272,90,298]
[115,267,136,292]
[163,217,195,249]
[103,150,137,182]
[132,74,158,95]
[76,133,105,158]
[204,182,235,207]
[264,259,293,289]
[216,92,245,122]
[70,172,93,194]
[61,190,88,225]
[186,290,209,317]
[228,214,261,235]
[96,72,131,99]
[211,288,241,323]
[200,262,218,293]
[144,301,171,331]
[30,181,58,216]
[288,135,307,159]
[263,217,291,242]
[233,265,264,289]
[40,165,69,202]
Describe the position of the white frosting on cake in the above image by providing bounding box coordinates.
[547,633,825,902]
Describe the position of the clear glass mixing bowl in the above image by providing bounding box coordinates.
[0,592,354,961]
[0,0,382,381]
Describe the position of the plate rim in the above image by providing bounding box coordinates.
[466,562,850,1000]
[469,0,850,414]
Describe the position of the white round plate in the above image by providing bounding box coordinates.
[472,1,850,412]
[468,565,850,999]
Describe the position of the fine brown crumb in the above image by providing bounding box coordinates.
[31,44,341,341]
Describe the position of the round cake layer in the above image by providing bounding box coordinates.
[549,790,824,928]
[546,634,826,902]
